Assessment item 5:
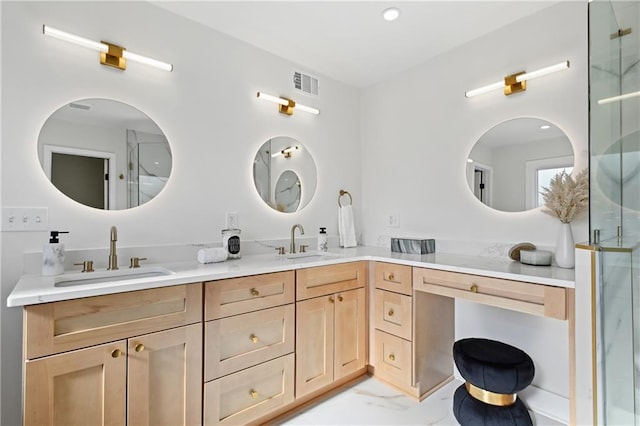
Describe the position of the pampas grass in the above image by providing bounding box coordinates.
[541,168,589,223]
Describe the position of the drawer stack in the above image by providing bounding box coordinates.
[203,271,295,425]
[371,262,416,394]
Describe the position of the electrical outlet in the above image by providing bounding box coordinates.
[386,212,400,228]
[1,207,49,231]
[225,212,238,229]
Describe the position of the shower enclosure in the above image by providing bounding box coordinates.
[589,0,640,424]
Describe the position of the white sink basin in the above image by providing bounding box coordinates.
[54,266,174,287]
[285,251,339,260]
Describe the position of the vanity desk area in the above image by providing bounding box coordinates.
[9,246,576,425]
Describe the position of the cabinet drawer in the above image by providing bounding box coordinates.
[205,271,294,320]
[373,329,412,387]
[24,283,203,359]
[374,289,412,341]
[205,304,294,381]
[373,262,412,295]
[204,354,294,426]
[413,268,567,320]
[296,262,366,301]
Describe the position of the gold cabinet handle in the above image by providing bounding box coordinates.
[250,389,258,398]
[135,343,145,353]
[388,273,395,281]
[329,296,335,303]
[388,308,394,317]
[250,334,259,343]
[251,288,260,297]
[111,349,123,358]
[470,284,478,293]
[388,353,395,362]
[338,295,343,302]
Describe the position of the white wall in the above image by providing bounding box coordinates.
[0,2,361,424]
[360,1,587,399]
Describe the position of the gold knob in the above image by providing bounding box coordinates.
[470,284,478,293]
[251,288,260,297]
[388,273,395,281]
[338,295,343,302]
[388,309,394,317]
[111,349,123,358]
[250,390,258,398]
[250,334,258,343]
[135,344,145,352]
[329,297,335,303]
[388,353,395,362]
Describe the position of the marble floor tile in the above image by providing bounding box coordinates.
[278,377,565,426]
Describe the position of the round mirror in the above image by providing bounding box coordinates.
[466,118,574,212]
[594,130,640,211]
[38,98,172,210]
[275,170,302,213]
[253,136,317,212]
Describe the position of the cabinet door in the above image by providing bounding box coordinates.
[334,287,366,379]
[127,323,202,426]
[295,295,334,397]
[24,341,126,426]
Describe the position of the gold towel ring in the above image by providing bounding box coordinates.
[338,190,352,207]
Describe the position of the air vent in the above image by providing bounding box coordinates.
[68,102,92,111]
[293,70,318,96]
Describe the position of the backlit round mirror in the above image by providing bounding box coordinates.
[38,98,172,210]
[253,136,317,212]
[466,118,574,212]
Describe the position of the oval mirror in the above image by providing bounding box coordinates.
[275,170,302,213]
[466,118,574,212]
[38,98,172,210]
[253,136,317,212]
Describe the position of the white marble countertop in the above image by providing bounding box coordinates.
[7,246,575,307]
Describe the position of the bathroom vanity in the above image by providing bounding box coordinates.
[9,247,575,425]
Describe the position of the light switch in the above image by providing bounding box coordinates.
[1,207,49,231]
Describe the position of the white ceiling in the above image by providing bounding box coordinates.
[152,1,561,88]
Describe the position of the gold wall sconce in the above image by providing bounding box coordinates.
[256,92,320,115]
[271,146,299,158]
[465,61,569,98]
[43,25,173,72]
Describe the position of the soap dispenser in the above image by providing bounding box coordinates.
[43,231,69,276]
[317,227,328,252]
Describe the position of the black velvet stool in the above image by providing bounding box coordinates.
[452,338,535,426]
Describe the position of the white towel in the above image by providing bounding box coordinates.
[197,247,228,264]
[338,205,357,248]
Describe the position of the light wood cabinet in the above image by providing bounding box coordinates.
[24,341,127,426]
[295,262,367,398]
[23,284,203,426]
[204,272,296,425]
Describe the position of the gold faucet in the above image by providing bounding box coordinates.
[108,226,118,270]
[290,224,305,254]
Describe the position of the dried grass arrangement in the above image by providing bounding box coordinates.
[541,168,589,223]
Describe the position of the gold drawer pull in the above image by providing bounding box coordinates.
[388,309,394,317]
[388,353,396,362]
[470,284,478,293]
[251,288,260,297]
[329,296,335,303]
[111,349,123,358]
[388,273,395,281]
[338,295,344,302]
[135,344,145,353]
[250,334,259,343]
[250,389,258,398]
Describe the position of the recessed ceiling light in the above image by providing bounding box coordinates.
[540,125,551,130]
[382,7,400,21]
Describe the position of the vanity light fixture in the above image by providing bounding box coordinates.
[43,25,173,72]
[465,60,570,98]
[597,90,640,105]
[272,146,299,158]
[256,92,320,115]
